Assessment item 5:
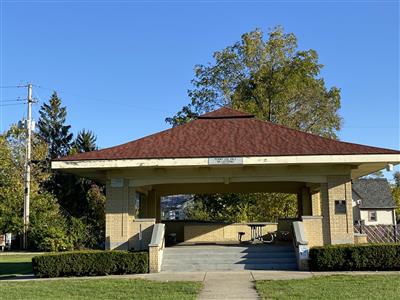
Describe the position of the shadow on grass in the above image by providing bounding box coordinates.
[0,262,33,276]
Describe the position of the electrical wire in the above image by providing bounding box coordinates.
[0,85,27,88]
[1,98,27,102]
[34,84,174,113]
[0,102,27,107]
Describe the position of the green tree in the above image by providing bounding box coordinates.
[71,129,97,154]
[167,26,341,139]
[172,26,342,222]
[392,171,400,220]
[37,93,105,248]
[38,92,73,159]
[0,126,71,251]
[185,193,297,223]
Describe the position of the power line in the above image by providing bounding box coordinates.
[0,102,27,107]
[1,98,28,102]
[0,85,27,89]
[34,84,174,113]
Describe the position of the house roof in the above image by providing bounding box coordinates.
[352,178,397,209]
[56,107,400,161]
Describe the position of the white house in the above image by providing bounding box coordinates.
[352,178,397,225]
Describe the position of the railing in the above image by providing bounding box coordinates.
[148,223,165,273]
[292,221,309,271]
[354,224,400,243]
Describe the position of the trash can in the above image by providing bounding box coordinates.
[166,233,177,246]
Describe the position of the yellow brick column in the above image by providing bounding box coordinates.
[105,178,130,250]
[321,176,354,245]
[311,191,321,216]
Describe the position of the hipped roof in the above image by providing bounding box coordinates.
[56,107,400,161]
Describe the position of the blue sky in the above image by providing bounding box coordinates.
[1,1,399,178]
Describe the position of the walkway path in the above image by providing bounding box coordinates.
[198,271,260,300]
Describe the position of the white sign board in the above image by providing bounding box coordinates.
[110,178,124,188]
[299,244,309,260]
[208,157,243,165]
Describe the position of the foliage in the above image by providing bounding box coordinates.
[32,251,149,277]
[0,127,70,251]
[36,92,105,249]
[309,243,400,271]
[166,26,341,139]
[85,184,106,248]
[1,119,105,251]
[37,92,73,159]
[70,129,97,154]
[185,193,297,222]
[392,171,400,219]
[0,279,202,300]
[28,192,73,252]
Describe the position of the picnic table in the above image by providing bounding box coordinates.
[247,222,270,243]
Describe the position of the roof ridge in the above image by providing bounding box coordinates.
[198,107,254,119]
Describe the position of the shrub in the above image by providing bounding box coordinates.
[309,243,400,271]
[32,250,148,277]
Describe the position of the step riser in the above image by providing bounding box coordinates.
[162,264,298,271]
[163,258,297,264]
[164,253,295,259]
[164,248,294,253]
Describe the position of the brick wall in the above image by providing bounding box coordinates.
[325,176,354,245]
[184,223,278,243]
[302,216,324,247]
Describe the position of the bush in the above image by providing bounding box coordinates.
[32,251,148,277]
[309,243,400,271]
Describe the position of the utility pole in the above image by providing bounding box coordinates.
[23,83,33,249]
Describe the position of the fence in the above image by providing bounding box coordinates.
[354,224,400,243]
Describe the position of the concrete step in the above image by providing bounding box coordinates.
[163,252,295,259]
[163,257,296,265]
[161,244,297,272]
[164,247,294,254]
[161,263,298,272]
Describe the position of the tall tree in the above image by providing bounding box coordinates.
[38,92,73,159]
[166,26,341,139]
[0,126,72,251]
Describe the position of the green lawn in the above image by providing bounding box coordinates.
[0,278,202,300]
[0,254,35,277]
[256,275,400,300]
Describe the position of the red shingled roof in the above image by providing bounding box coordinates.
[57,107,400,161]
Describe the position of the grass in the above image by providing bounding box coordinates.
[0,254,35,277]
[256,275,400,300]
[0,278,202,300]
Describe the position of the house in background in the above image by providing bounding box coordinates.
[352,178,397,225]
[161,194,192,220]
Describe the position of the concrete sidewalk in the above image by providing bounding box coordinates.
[2,270,400,300]
[2,270,399,282]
